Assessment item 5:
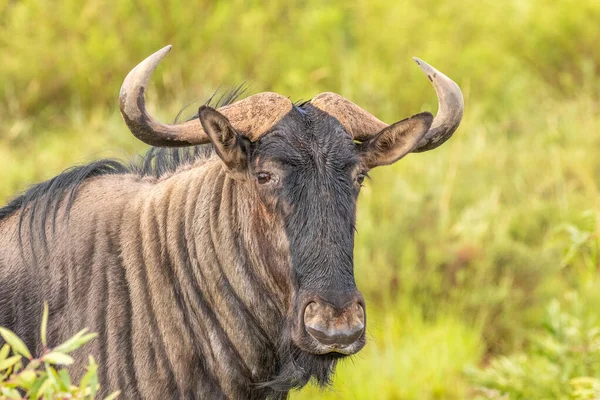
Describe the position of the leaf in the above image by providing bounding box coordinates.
[35,377,52,400]
[13,360,23,374]
[58,368,71,391]
[24,358,40,371]
[0,344,9,363]
[42,351,74,365]
[0,387,21,399]
[41,302,49,348]
[0,355,22,371]
[54,329,97,354]
[0,327,32,359]
[44,363,59,387]
[42,379,55,400]
[89,373,99,399]
[28,375,47,399]
[15,369,37,388]
[104,390,121,400]
[80,355,99,399]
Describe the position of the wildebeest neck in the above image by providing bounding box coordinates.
[130,159,295,396]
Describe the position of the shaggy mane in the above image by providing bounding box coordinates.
[0,86,249,255]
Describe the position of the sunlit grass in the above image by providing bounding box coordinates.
[1,0,600,398]
[296,308,482,399]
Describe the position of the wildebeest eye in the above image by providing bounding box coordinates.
[256,172,272,184]
[356,173,366,185]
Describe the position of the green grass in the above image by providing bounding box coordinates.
[1,0,599,398]
[300,307,483,399]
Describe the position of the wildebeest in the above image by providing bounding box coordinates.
[0,45,463,399]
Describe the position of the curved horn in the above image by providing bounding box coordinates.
[120,45,292,147]
[311,58,464,152]
[411,58,464,152]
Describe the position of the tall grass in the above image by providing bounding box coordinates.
[1,0,599,398]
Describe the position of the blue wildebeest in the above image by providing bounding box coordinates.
[0,46,463,399]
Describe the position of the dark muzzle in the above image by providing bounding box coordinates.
[303,295,365,350]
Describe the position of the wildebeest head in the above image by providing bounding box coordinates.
[119,45,463,383]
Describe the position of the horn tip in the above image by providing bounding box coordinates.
[147,45,173,63]
[412,57,427,67]
[412,57,437,76]
[153,45,173,59]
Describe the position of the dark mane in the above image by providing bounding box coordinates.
[0,88,245,248]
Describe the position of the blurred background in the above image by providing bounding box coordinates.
[1,0,599,398]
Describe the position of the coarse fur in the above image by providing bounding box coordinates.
[0,93,433,399]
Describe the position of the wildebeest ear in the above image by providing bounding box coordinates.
[198,106,250,170]
[357,112,433,169]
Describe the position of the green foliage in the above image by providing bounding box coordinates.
[1,0,599,137]
[0,1,599,399]
[468,294,600,400]
[0,304,118,400]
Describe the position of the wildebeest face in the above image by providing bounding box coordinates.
[248,105,366,356]
[199,104,434,357]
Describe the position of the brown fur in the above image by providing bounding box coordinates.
[0,155,293,398]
